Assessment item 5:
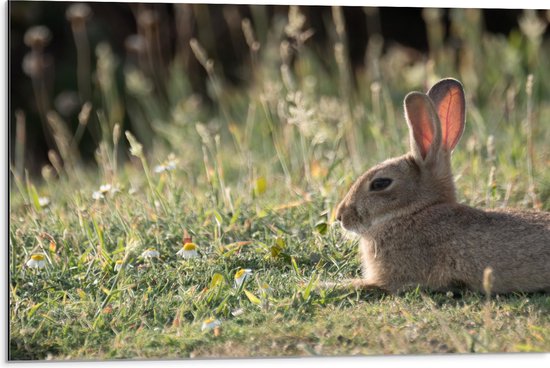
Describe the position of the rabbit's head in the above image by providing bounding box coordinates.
[336,78,466,234]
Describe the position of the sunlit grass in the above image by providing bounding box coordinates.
[9,5,550,360]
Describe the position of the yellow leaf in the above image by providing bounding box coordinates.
[211,273,225,288]
[244,289,261,305]
[76,288,87,300]
[27,302,43,318]
[254,176,267,196]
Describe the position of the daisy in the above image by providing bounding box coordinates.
[153,164,168,174]
[92,191,104,200]
[231,308,244,317]
[26,254,46,269]
[176,242,199,259]
[141,248,160,259]
[99,184,112,193]
[165,160,177,171]
[201,317,221,331]
[259,282,273,299]
[38,197,50,208]
[234,268,253,288]
[98,183,120,196]
[114,259,124,271]
[259,282,272,293]
[154,155,178,174]
[154,163,176,174]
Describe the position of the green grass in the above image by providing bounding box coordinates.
[9,6,550,360]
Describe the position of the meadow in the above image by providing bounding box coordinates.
[9,5,550,360]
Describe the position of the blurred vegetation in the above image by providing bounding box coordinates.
[9,2,550,361]
[10,3,550,175]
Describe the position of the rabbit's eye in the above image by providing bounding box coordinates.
[370,178,393,191]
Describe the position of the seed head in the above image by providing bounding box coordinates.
[66,3,92,25]
[24,26,52,49]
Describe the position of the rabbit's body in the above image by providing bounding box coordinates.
[359,203,550,293]
[336,78,550,294]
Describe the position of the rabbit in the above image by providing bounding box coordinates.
[335,78,550,294]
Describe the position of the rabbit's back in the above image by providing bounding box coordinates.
[363,204,550,293]
[462,206,550,292]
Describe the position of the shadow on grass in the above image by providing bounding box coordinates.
[318,283,550,313]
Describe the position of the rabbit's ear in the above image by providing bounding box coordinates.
[404,92,442,164]
[427,78,465,152]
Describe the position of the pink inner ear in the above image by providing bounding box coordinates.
[416,107,434,159]
[405,94,436,160]
[429,81,465,151]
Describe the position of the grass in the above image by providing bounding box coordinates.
[9,5,550,360]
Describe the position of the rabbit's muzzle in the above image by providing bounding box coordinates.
[336,201,362,233]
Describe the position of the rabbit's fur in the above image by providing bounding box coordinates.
[336,78,550,294]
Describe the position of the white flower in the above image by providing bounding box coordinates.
[93,183,120,200]
[38,197,50,207]
[92,191,104,200]
[165,161,177,171]
[154,155,178,174]
[141,248,160,259]
[234,268,253,288]
[231,308,244,317]
[176,242,199,259]
[114,260,124,271]
[99,183,120,196]
[26,254,46,269]
[154,165,166,174]
[201,318,221,331]
[99,184,112,193]
[259,282,272,293]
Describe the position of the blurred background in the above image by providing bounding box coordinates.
[9,2,550,177]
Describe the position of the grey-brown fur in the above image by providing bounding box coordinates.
[335,78,550,294]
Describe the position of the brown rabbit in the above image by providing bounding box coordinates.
[335,78,550,294]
